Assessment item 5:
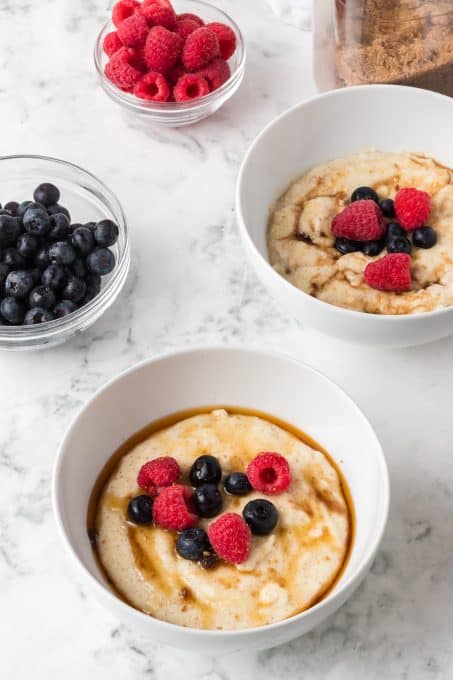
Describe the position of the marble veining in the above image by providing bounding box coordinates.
[0,0,453,678]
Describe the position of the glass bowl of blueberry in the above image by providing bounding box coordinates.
[0,155,130,350]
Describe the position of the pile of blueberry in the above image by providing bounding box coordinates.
[335,186,437,257]
[0,182,119,325]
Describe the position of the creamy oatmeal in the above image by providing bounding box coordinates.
[91,408,352,630]
[268,151,453,314]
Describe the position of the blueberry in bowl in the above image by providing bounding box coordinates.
[0,155,129,350]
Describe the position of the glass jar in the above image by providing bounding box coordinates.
[314,0,453,96]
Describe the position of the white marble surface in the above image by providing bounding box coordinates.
[1,1,453,678]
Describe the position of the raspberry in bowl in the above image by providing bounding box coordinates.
[53,347,389,652]
[0,155,129,350]
[94,0,245,127]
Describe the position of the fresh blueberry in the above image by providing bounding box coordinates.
[0,215,22,246]
[71,257,87,279]
[71,226,94,255]
[3,248,27,269]
[94,219,119,247]
[29,286,56,310]
[127,495,154,525]
[387,235,412,254]
[224,472,252,496]
[379,198,395,218]
[351,186,379,204]
[48,241,76,265]
[243,499,278,536]
[62,275,86,303]
[176,528,211,561]
[24,307,55,324]
[84,221,96,232]
[335,237,361,255]
[362,240,385,257]
[23,207,50,236]
[33,182,60,207]
[86,248,115,276]
[42,263,67,290]
[70,222,83,233]
[34,245,51,270]
[0,209,11,215]
[0,297,26,324]
[47,203,71,221]
[0,262,9,282]
[16,201,33,218]
[4,201,19,216]
[29,268,42,285]
[193,483,222,518]
[83,272,101,302]
[5,270,34,299]
[16,233,39,260]
[189,455,222,487]
[48,213,71,241]
[386,222,406,240]
[412,226,437,249]
[53,299,77,318]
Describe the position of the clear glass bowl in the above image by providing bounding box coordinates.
[0,155,130,351]
[94,0,246,127]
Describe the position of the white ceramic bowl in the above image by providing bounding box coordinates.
[53,346,388,653]
[236,85,453,347]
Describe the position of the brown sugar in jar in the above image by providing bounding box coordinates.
[316,0,453,95]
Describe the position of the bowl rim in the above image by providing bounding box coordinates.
[93,0,246,113]
[52,344,390,639]
[0,153,130,340]
[236,83,453,322]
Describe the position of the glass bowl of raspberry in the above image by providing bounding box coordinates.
[94,0,246,127]
[0,155,130,350]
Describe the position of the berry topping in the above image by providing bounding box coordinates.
[387,234,412,255]
[112,0,139,28]
[117,13,149,48]
[193,483,223,518]
[182,27,220,71]
[224,472,252,496]
[139,0,176,29]
[176,527,211,561]
[412,226,437,249]
[153,484,198,531]
[394,187,431,230]
[243,499,278,536]
[103,31,123,57]
[137,456,180,491]
[173,73,209,101]
[334,236,361,255]
[362,240,385,257]
[379,198,395,218]
[247,452,291,495]
[206,22,236,60]
[197,57,231,91]
[332,200,385,242]
[134,71,170,101]
[351,186,379,204]
[189,454,221,487]
[33,182,60,207]
[127,494,154,524]
[207,513,251,564]
[144,26,182,73]
[364,253,412,292]
[386,222,406,240]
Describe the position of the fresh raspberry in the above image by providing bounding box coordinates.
[166,62,185,85]
[247,452,291,495]
[198,57,231,91]
[112,0,139,28]
[134,71,170,101]
[394,188,431,230]
[332,200,385,242]
[153,485,198,531]
[117,14,148,48]
[103,31,123,57]
[144,26,182,73]
[105,47,144,91]
[177,12,204,26]
[207,513,251,564]
[137,456,180,492]
[364,253,412,292]
[139,0,176,29]
[206,22,236,60]
[174,18,199,41]
[182,27,220,71]
[173,73,209,101]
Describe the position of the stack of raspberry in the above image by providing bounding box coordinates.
[103,0,237,102]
